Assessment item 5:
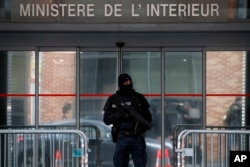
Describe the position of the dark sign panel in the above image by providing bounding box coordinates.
[11,0,228,23]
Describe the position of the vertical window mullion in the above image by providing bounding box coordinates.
[161,47,165,166]
[35,48,39,128]
[202,48,206,128]
[76,47,80,130]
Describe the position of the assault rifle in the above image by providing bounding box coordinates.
[111,102,152,142]
[119,102,152,131]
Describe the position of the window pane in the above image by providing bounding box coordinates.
[164,96,202,136]
[122,51,161,139]
[39,51,76,124]
[165,52,203,138]
[123,51,161,94]
[0,0,10,20]
[6,51,35,125]
[206,51,245,126]
[80,52,118,120]
[236,0,249,19]
[165,52,202,94]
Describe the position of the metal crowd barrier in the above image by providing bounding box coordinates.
[175,129,250,167]
[0,129,88,167]
[40,125,102,167]
[80,126,101,167]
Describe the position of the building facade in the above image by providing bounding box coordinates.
[0,0,250,139]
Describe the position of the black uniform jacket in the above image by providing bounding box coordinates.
[103,90,152,133]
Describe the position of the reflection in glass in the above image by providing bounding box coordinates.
[39,97,74,124]
[164,52,202,139]
[165,52,202,94]
[164,97,202,136]
[122,51,161,139]
[7,51,35,125]
[80,52,118,120]
[123,52,161,94]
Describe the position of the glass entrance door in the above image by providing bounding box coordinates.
[2,48,247,136]
[0,49,205,135]
[120,51,203,139]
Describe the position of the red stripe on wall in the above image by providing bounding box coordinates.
[0,93,248,97]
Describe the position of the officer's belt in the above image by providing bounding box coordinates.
[119,130,136,136]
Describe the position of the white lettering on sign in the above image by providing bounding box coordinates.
[17,2,222,21]
[20,3,95,17]
[146,3,219,17]
[104,4,122,17]
[131,4,140,17]
[234,155,247,162]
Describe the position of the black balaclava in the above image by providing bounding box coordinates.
[118,73,133,92]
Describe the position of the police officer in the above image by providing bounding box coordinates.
[103,73,152,167]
